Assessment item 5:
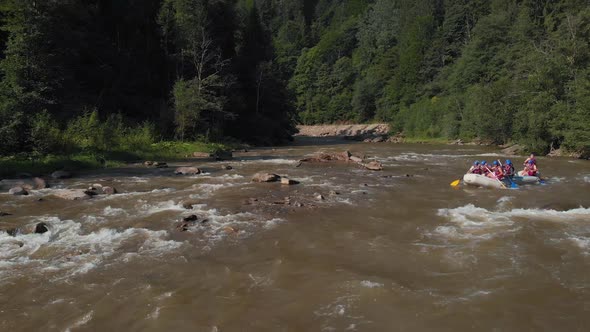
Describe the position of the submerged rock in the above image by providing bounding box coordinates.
[0,211,12,217]
[102,186,117,195]
[175,167,201,175]
[350,156,363,163]
[182,215,198,222]
[51,189,92,200]
[51,170,72,179]
[363,161,383,171]
[252,173,280,183]
[315,194,325,201]
[9,186,28,196]
[182,200,200,209]
[221,165,233,170]
[144,161,154,166]
[34,222,49,234]
[154,162,168,168]
[1,227,18,236]
[280,177,300,185]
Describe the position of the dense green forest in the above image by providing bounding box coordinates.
[1,0,589,158]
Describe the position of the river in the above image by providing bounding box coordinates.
[1,138,589,331]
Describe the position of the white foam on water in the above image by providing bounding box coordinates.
[0,216,182,283]
[388,152,505,162]
[433,205,590,244]
[569,236,590,252]
[188,182,246,199]
[360,280,383,288]
[65,310,93,332]
[197,173,244,181]
[239,158,299,165]
[103,206,126,216]
[139,200,185,215]
[147,307,161,319]
[582,175,590,183]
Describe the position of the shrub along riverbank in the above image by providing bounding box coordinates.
[0,111,238,178]
[0,141,236,178]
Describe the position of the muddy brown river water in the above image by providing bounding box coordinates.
[1,138,589,331]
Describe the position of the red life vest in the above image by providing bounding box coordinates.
[503,164,514,176]
[494,167,504,179]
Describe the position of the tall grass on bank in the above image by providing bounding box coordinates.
[0,111,234,177]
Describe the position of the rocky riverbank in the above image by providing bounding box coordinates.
[296,124,396,142]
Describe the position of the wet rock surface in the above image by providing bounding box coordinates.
[252,173,280,182]
[175,167,201,175]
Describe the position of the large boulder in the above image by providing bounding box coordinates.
[9,186,28,196]
[33,177,47,189]
[252,173,280,183]
[103,186,117,195]
[363,161,383,171]
[175,167,201,175]
[51,189,92,200]
[501,144,524,156]
[51,171,72,179]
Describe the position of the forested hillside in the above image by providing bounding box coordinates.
[1,0,589,158]
[276,0,589,155]
[0,0,295,157]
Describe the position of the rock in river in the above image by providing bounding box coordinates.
[175,167,201,175]
[9,186,28,196]
[281,177,300,185]
[182,200,200,209]
[33,177,47,189]
[34,222,49,234]
[252,173,280,183]
[102,186,117,195]
[51,171,72,179]
[51,189,92,200]
[363,161,383,171]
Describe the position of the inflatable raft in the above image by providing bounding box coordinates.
[512,172,540,184]
[463,174,506,189]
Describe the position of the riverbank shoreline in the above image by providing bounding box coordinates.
[296,124,588,159]
[0,141,238,178]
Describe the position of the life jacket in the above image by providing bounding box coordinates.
[528,169,537,176]
[503,164,514,177]
[470,166,481,174]
[494,167,504,179]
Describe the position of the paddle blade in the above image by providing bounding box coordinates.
[450,179,461,187]
[510,182,519,189]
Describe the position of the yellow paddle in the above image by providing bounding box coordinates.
[450,179,461,187]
